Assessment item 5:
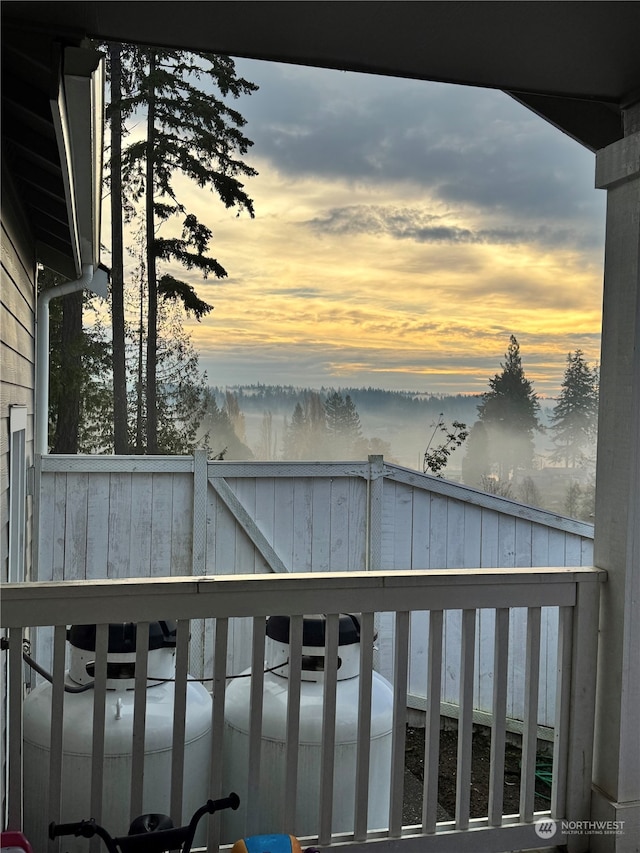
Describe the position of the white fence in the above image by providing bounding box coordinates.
[2,567,604,853]
[33,453,595,728]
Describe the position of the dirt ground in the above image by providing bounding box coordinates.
[403,725,553,824]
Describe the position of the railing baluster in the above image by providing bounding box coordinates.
[389,610,409,838]
[247,615,266,836]
[45,624,66,850]
[455,609,476,830]
[552,606,573,819]
[130,621,149,822]
[319,613,340,846]
[354,611,375,841]
[284,614,303,831]
[488,607,510,825]
[7,627,26,833]
[422,610,443,834]
[208,617,229,853]
[170,619,190,824]
[520,606,542,823]
[89,624,108,853]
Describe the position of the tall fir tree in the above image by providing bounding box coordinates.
[476,335,541,479]
[324,391,363,457]
[111,45,257,452]
[549,350,599,467]
[283,401,310,460]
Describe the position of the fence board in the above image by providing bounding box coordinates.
[128,473,153,577]
[311,478,332,571]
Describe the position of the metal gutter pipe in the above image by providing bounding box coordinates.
[35,263,109,455]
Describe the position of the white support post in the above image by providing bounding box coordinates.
[592,102,640,851]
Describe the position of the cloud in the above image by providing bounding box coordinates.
[136,58,607,398]
[305,204,590,249]
[234,58,605,237]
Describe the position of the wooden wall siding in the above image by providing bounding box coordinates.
[1,187,36,586]
[2,171,36,829]
[34,455,594,725]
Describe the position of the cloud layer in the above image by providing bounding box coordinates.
[159,58,606,396]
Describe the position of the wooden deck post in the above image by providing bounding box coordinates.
[592,102,640,851]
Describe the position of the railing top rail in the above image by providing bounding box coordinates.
[1,567,606,629]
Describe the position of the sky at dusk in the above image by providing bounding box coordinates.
[155,57,607,398]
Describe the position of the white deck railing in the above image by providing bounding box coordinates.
[3,567,604,853]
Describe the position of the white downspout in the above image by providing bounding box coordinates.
[36,263,109,455]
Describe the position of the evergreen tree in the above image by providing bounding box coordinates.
[549,350,599,467]
[115,249,213,455]
[477,335,541,478]
[283,401,309,460]
[197,390,253,460]
[116,46,257,452]
[105,42,142,453]
[324,391,362,457]
[38,268,111,453]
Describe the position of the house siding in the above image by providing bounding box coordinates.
[1,164,36,585]
[1,161,36,831]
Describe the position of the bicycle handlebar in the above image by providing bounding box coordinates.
[48,793,240,853]
[49,819,99,839]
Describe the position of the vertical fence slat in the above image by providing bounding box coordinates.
[319,613,340,846]
[130,621,149,821]
[170,619,190,824]
[7,627,25,832]
[210,616,229,795]
[389,610,409,838]
[422,610,443,833]
[46,625,67,851]
[354,612,375,841]
[520,606,542,823]
[89,624,109,853]
[455,609,476,830]
[247,616,266,836]
[284,615,303,831]
[552,606,573,819]
[207,617,229,853]
[488,607,510,825]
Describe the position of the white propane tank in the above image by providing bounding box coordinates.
[23,622,212,853]
[222,614,393,841]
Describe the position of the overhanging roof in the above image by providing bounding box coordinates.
[5,1,640,148]
[2,21,104,279]
[3,1,640,272]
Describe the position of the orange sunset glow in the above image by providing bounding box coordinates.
[108,59,607,398]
